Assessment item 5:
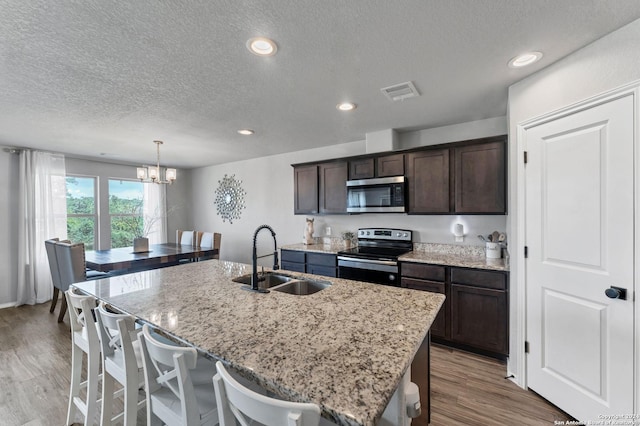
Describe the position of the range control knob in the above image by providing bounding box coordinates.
[403,233,409,237]
[366,231,370,236]
[396,232,401,237]
[359,230,364,236]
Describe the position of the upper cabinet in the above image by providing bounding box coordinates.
[348,153,405,180]
[376,154,405,177]
[406,149,450,213]
[318,161,348,214]
[454,141,505,213]
[294,164,318,215]
[406,136,506,214]
[293,135,506,215]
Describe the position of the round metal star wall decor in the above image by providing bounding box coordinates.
[214,174,246,224]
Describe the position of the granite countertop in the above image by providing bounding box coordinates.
[399,251,509,271]
[280,241,346,254]
[73,260,444,426]
[282,241,510,272]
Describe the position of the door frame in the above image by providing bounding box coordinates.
[511,81,639,413]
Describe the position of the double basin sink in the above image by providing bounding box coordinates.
[232,271,331,295]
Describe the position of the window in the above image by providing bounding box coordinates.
[109,179,144,249]
[66,176,97,250]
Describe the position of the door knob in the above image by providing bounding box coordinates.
[605,286,627,300]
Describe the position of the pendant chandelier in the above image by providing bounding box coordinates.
[136,140,177,184]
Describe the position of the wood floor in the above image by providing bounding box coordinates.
[0,302,570,425]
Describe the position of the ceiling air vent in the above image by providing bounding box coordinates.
[380,81,420,102]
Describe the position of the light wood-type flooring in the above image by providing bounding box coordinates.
[0,302,571,425]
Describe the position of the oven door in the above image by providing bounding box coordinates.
[337,257,400,286]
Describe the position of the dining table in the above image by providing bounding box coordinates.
[72,259,444,426]
[85,242,218,273]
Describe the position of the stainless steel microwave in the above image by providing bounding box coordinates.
[346,176,406,213]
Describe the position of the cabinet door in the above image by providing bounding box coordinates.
[454,141,506,213]
[406,149,450,213]
[349,158,375,180]
[377,154,404,177]
[450,284,507,355]
[402,277,447,339]
[294,165,318,214]
[319,162,348,214]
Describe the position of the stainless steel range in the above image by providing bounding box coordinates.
[337,228,413,286]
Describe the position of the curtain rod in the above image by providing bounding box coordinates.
[2,147,22,154]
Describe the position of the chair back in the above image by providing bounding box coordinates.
[45,238,62,289]
[55,242,87,290]
[65,288,99,352]
[139,324,205,425]
[177,230,195,246]
[196,232,221,260]
[96,303,140,377]
[213,361,321,426]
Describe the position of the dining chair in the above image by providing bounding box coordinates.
[213,361,329,426]
[195,231,222,260]
[44,238,63,316]
[65,288,101,426]
[54,241,108,322]
[177,230,196,246]
[95,302,146,426]
[139,324,218,426]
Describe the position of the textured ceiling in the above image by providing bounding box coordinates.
[1,1,640,168]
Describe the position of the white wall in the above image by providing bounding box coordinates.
[0,148,20,306]
[507,18,640,386]
[190,117,508,266]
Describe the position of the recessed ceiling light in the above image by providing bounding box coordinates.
[508,51,543,68]
[246,37,277,56]
[237,129,255,135]
[337,102,357,111]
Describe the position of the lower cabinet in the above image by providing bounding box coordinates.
[280,249,337,278]
[401,262,509,358]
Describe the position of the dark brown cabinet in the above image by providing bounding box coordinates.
[281,249,306,273]
[349,158,375,180]
[377,154,405,177]
[294,135,506,215]
[401,263,447,339]
[401,262,509,358]
[450,267,508,356]
[454,141,506,213]
[280,250,337,277]
[348,153,404,180]
[405,149,450,213]
[293,165,318,215]
[318,162,348,214]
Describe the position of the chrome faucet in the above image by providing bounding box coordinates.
[251,225,279,292]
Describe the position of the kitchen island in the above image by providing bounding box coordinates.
[73,259,444,426]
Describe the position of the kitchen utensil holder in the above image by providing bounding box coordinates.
[486,242,501,259]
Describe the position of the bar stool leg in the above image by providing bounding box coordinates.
[66,343,82,425]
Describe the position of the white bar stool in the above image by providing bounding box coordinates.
[95,302,146,425]
[214,361,335,426]
[65,288,101,426]
[139,324,218,426]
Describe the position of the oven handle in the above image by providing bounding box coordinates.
[337,256,398,273]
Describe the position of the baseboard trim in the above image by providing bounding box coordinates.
[0,301,17,309]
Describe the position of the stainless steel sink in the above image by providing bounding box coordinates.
[232,272,295,288]
[270,280,331,295]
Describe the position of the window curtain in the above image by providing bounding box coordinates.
[17,150,67,306]
[143,183,167,244]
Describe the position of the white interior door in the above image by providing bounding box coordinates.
[525,94,634,421]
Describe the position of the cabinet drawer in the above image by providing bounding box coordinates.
[281,261,305,273]
[451,268,506,290]
[281,249,305,263]
[401,262,446,281]
[306,252,336,268]
[307,265,337,277]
